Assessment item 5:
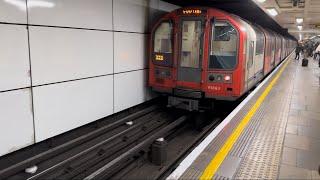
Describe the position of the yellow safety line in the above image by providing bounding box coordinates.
[200,59,291,180]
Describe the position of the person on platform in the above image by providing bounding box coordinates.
[314,44,320,67]
[313,43,320,60]
[295,44,302,60]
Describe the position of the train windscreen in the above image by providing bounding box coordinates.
[209,21,238,70]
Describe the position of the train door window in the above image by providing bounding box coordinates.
[209,21,238,69]
[253,27,265,55]
[248,41,254,67]
[180,20,202,68]
[154,22,172,54]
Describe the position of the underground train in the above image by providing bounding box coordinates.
[149,7,296,111]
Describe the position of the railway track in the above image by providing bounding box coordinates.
[0,100,233,180]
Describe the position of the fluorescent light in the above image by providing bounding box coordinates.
[296,18,303,24]
[266,8,278,16]
[256,0,266,2]
[299,34,302,41]
[297,25,303,30]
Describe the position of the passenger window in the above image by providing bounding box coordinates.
[209,21,238,69]
[154,22,172,53]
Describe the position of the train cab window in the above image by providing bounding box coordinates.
[154,22,172,53]
[180,20,202,68]
[209,21,238,70]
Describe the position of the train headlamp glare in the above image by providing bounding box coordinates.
[224,75,231,81]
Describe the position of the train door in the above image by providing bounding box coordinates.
[271,36,276,67]
[246,41,255,89]
[177,18,204,88]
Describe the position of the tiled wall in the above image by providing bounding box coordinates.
[0,0,179,156]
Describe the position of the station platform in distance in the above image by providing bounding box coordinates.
[168,54,320,180]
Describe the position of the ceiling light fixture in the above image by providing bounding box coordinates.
[296,18,303,24]
[256,0,266,3]
[266,8,278,16]
[297,25,303,30]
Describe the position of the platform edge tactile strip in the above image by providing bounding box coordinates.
[234,60,296,179]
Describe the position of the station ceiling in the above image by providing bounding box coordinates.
[261,0,320,40]
[163,0,302,40]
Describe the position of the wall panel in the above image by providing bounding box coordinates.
[158,1,180,12]
[28,0,112,30]
[113,0,148,33]
[0,24,30,91]
[114,70,153,113]
[114,32,147,73]
[0,0,27,24]
[29,26,113,85]
[33,76,113,142]
[0,89,34,156]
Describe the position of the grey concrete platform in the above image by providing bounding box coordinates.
[169,55,320,180]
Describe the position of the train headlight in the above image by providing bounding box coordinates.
[224,75,231,81]
[208,73,232,83]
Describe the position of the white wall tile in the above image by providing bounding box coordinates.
[0,0,27,24]
[33,75,113,142]
[114,32,147,73]
[29,26,113,85]
[0,88,34,156]
[0,24,30,91]
[114,70,154,112]
[158,1,180,12]
[149,0,159,9]
[148,1,180,28]
[113,0,148,33]
[28,0,112,30]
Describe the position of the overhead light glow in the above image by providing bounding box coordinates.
[266,8,278,16]
[256,0,266,3]
[4,0,55,11]
[296,18,303,24]
[297,25,303,30]
[28,0,55,8]
[4,0,26,11]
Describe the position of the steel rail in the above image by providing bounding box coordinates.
[27,113,164,180]
[0,105,158,179]
[84,115,188,180]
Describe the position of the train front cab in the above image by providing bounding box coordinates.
[149,8,247,111]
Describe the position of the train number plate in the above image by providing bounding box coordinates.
[208,85,221,91]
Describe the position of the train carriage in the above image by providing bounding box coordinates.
[149,7,295,111]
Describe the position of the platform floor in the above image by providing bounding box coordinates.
[169,55,320,180]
